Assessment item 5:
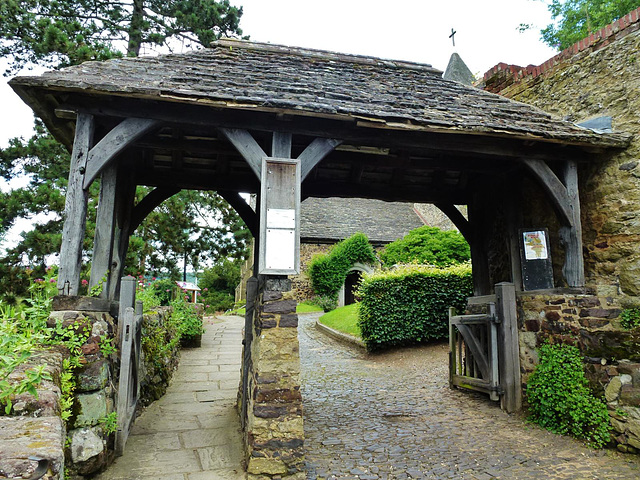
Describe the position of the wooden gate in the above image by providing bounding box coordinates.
[448,282,522,413]
[114,277,143,455]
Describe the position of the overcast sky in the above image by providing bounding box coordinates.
[0,0,558,249]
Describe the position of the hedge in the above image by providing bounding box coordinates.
[307,232,377,298]
[380,225,470,267]
[357,263,473,351]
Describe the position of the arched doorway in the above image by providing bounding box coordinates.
[338,262,374,307]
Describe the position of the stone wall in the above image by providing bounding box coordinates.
[482,23,640,301]
[517,292,640,453]
[0,298,181,479]
[245,277,304,479]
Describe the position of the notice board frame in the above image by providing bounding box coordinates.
[258,157,301,275]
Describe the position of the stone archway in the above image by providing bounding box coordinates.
[338,262,374,308]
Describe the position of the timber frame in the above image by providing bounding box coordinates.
[10,39,630,297]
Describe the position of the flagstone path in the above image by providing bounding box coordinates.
[95,315,245,480]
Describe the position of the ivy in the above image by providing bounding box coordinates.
[357,263,472,351]
[526,343,611,448]
[307,232,377,300]
[620,308,640,329]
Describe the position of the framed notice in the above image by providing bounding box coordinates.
[258,157,301,275]
[519,228,554,291]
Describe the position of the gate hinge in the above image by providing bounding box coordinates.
[490,313,501,324]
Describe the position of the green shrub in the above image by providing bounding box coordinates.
[306,295,338,313]
[171,296,204,339]
[308,232,377,298]
[357,263,472,351]
[620,308,640,329]
[526,343,610,448]
[150,278,175,306]
[379,225,470,267]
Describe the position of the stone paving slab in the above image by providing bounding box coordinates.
[299,313,640,480]
[95,316,246,480]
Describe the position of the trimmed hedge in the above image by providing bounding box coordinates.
[380,225,470,267]
[307,232,377,298]
[357,263,472,351]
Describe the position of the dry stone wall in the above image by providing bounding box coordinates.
[518,292,640,453]
[0,298,181,479]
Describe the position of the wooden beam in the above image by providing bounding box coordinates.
[522,158,584,287]
[299,138,342,180]
[89,164,118,297]
[272,132,292,158]
[521,159,573,226]
[130,187,180,232]
[434,203,472,242]
[83,118,160,189]
[218,190,258,238]
[57,113,94,296]
[219,128,266,178]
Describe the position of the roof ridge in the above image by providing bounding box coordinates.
[213,38,442,74]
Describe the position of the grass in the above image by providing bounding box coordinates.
[318,303,361,338]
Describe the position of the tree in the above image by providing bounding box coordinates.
[0,0,243,73]
[0,0,248,298]
[379,226,470,267]
[536,0,640,50]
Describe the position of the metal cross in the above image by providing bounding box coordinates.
[449,28,457,47]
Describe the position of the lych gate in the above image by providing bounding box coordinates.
[10,39,629,477]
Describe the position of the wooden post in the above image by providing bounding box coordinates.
[57,114,94,296]
[495,282,522,413]
[107,166,136,301]
[89,164,118,297]
[559,159,584,287]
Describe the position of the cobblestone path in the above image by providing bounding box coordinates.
[299,313,640,480]
[95,315,245,480]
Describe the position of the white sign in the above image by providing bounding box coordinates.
[267,208,296,229]
[523,231,549,260]
[265,229,296,270]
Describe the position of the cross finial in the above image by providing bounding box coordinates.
[449,28,457,47]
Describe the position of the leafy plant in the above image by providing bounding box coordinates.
[526,343,611,448]
[357,263,472,351]
[99,336,116,357]
[307,295,339,313]
[379,225,470,267]
[89,272,108,297]
[98,412,118,434]
[171,296,204,339]
[308,233,377,298]
[620,308,640,329]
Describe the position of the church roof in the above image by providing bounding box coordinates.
[300,197,424,244]
[10,39,629,148]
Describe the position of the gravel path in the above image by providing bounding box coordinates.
[298,313,640,480]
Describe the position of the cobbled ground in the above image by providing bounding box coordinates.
[298,313,640,480]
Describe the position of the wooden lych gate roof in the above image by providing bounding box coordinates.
[9,39,628,207]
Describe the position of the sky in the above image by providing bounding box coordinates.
[0,0,558,249]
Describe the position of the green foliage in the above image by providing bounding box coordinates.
[306,295,339,313]
[526,343,611,448]
[0,0,244,73]
[379,226,470,267]
[98,412,118,434]
[171,295,203,338]
[357,263,473,351]
[620,308,640,329]
[319,303,361,338]
[539,0,640,50]
[198,259,241,312]
[308,233,377,298]
[136,280,162,312]
[149,278,175,306]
